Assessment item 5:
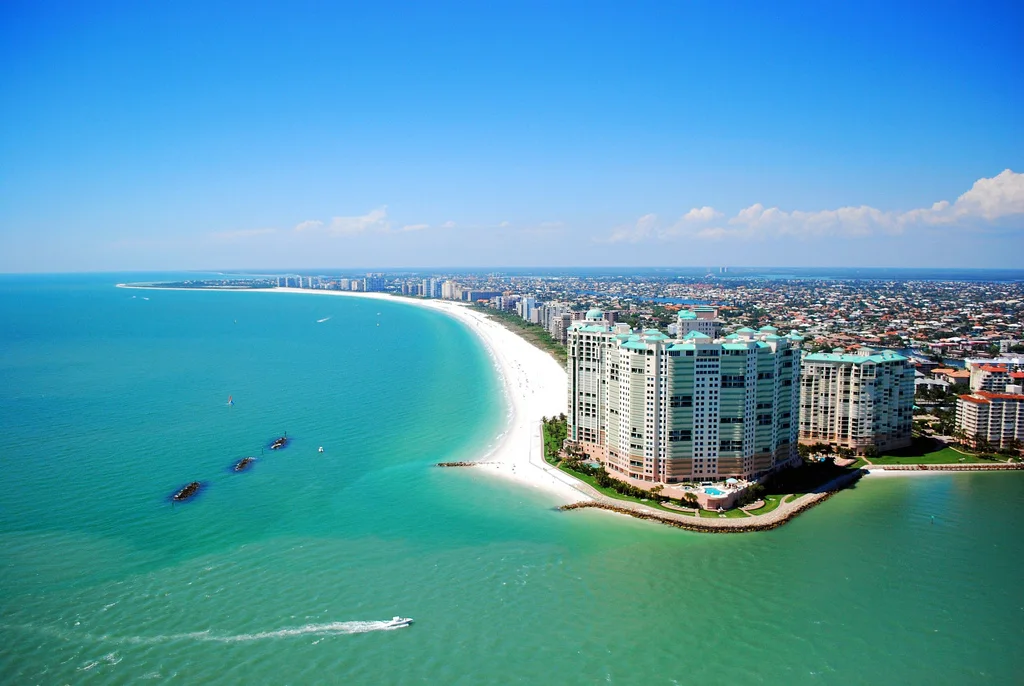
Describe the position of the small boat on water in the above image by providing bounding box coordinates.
[172,481,201,501]
[269,434,288,450]
[234,457,255,471]
[385,616,413,629]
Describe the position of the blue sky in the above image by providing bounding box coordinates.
[1,1,1022,271]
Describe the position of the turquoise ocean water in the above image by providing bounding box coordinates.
[1,275,1021,685]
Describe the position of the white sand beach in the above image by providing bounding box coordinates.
[118,284,587,503]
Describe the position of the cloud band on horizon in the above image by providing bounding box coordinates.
[601,169,1024,243]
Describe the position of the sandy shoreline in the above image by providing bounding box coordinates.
[116,284,587,503]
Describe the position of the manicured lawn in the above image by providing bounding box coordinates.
[871,437,1002,465]
[747,494,784,516]
[698,508,749,519]
[557,464,682,514]
[785,494,804,503]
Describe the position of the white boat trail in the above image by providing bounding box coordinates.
[6,619,407,647]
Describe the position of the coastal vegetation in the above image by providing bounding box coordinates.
[469,304,567,364]
[759,460,858,498]
[542,416,697,514]
[555,463,688,515]
[542,415,567,465]
[866,436,1018,465]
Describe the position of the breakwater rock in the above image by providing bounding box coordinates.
[559,469,864,533]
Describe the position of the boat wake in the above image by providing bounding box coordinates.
[6,619,407,648]
[124,620,404,643]
[316,316,331,323]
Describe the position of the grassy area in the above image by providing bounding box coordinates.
[469,304,567,364]
[870,437,1003,465]
[747,494,784,516]
[698,508,749,519]
[784,494,804,503]
[557,463,687,515]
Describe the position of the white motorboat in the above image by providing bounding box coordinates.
[385,616,413,628]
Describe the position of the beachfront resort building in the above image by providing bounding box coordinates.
[798,350,914,454]
[956,386,1024,452]
[566,309,802,483]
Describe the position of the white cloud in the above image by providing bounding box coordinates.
[681,206,723,223]
[400,223,429,232]
[948,169,1024,220]
[601,170,1024,243]
[499,220,511,227]
[441,220,456,229]
[292,207,392,236]
[601,213,659,243]
[329,206,390,235]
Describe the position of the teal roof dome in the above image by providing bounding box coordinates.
[586,308,604,319]
[678,310,697,320]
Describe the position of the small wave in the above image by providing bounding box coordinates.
[316,316,331,323]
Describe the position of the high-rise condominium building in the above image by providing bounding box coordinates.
[798,350,914,454]
[566,310,801,483]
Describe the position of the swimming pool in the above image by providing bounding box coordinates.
[704,487,725,496]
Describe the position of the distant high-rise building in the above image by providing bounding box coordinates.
[463,290,501,303]
[551,313,573,344]
[517,296,537,321]
[799,349,914,454]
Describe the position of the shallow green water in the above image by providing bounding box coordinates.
[1,276,1021,685]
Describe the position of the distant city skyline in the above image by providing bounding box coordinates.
[1,1,1022,272]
